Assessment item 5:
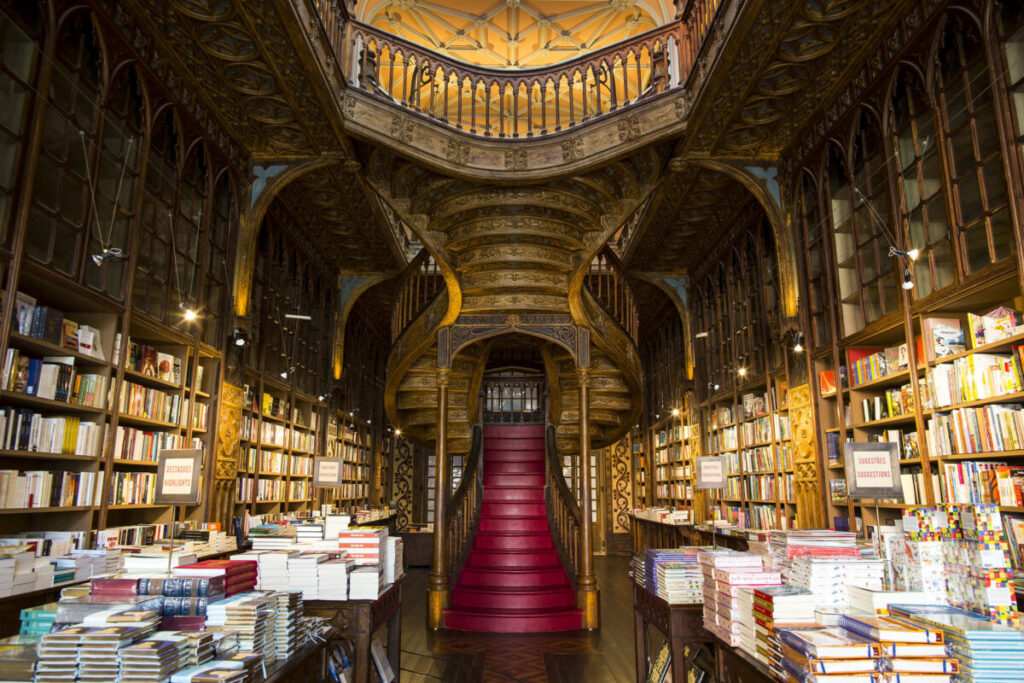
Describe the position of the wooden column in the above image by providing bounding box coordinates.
[576,368,600,628]
[427,368,450,629]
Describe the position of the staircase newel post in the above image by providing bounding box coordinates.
[428,367,451,630]
[576,367,600,629]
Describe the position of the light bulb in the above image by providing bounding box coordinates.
[183,308,197,321]
[793,341,804,353]
[235,337,246,346]
[907,248,920,261]
[738,367,747,377]
[902,279,915,291]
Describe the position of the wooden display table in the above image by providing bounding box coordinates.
[304,577,404,683]
[264,633,332,683]
[628,514,693,554]
[632,582,776,683]
[632,582,712,682]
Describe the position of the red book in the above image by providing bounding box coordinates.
[90,578,139,595]
[159,616,206,631]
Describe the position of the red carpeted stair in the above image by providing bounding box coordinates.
[444,424,583,632]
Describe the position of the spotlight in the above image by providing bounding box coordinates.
[907,248,920,261]
[395,429,402,436]
[671,408,680,417]
[738,366,747,377]
[708,382,720,391]
[367,420,371,425]
[90,247,126,266]
[695,331,709,339]
[349,411,354,417]
[183,308,197,321]
[792,332,804,353]
[279,366,295,379]
[889,246,920,261]
[233,328,247,346]
[901,269,915,291]
[318,393,331,402]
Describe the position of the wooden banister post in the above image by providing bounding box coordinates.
[428,367,450,629]
[576,367,600,628]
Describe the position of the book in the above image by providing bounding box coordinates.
[776,626,877,659]
[838,614,943,643]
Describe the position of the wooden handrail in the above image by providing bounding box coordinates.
[391,248,444,342]
[584,246,639,342]
[445,424,484,585]
[544,424,581,590]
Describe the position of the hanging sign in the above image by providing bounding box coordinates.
[314,457,345,488]
[844,442,904,500]
[155,448,203,505]
[695,456,726,489]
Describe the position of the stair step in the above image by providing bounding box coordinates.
[465,548,560,569]
[483,437,546,452]
[483,449,544,463]
[484,473,544,487]
[450,587,576,610]
[481,501,545,517]
[443,607,583,633]
[483,425,545,438]
[472,532,553,550]
[484,460,545,475]
[482,486,544,503]
[478,515,549,532]
[457,566,570,589]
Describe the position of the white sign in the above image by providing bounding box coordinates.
[844,442,903,500]
[161,458,195,495]
[314,457,345,488]
[696,456,726,489]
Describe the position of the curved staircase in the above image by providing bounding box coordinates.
[444,424,583,632]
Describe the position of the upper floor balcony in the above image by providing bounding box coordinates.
[312,0,730,140]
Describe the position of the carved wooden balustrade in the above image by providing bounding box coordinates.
[391,248,444,342]
[482,376,545,425]
[445,425,484,585]
[584,247,639,343]
[341,19,699,138]
[545,424,581,589]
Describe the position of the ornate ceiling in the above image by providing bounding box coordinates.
[275,165,401,273]
[354,0,675,69]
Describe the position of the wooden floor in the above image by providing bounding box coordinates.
[399,555,637,682]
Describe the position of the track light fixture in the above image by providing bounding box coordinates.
[889,246,920,261]
[178,302,197,321]
[708,382,720,391]
[233,328,248,347]
[738,366,747,377]
[318,393,331,402]
[791,331,804,353]
[91,247,126,267]
[279,366,295,379]
[901,269,915,291]
[395,429,402,436]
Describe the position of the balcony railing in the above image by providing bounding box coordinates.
[332,0,727,138]
[585,247,639,343]
[391,248,444,342]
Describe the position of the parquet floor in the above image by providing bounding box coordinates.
[399,555,636,682]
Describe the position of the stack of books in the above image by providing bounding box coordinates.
[749,585,816,675]
[838,612,956,681]
[348,566,383,600]
[79,625,150,680]
[336,527,387,565]
[383,536,404,585]
[777,626,881,682]
[698,549,774,647]
[296,524,324,542]
[947,503,1019,625]
[247,525,296,551]
[256,550,297,591]
[787,556,885,609]
[118,631,191,682]
[288,553,327,598]
[270,591,304,661]
[317,557,353,600]
[205,592,276,659]
[170,660,247,683]
[36,626,89,683]
[643,547,701,598]
[655,561,704,604]
[173,560,258,596]
[123,552,198,576]
[324,515,350,541]
[183,630,215,666]
[847,585,946,615]
[892,604,1024,683]
[18,601,57,635]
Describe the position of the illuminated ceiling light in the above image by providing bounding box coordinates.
[284,313,312,321]
[907,248,920,261]
[737,366,747,377]
[671,408,680,417]
[395,429,402,437]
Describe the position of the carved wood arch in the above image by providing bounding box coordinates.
[439,313,589,370]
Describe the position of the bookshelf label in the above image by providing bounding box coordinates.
[314,457,344,487]
[155,448,203,504]
[696,456,726,489]
[844,442,903,500]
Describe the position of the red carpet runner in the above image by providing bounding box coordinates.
[444,424,583,632]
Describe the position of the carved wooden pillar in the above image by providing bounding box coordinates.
[576,368,600,628]
[428,368,450,629]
